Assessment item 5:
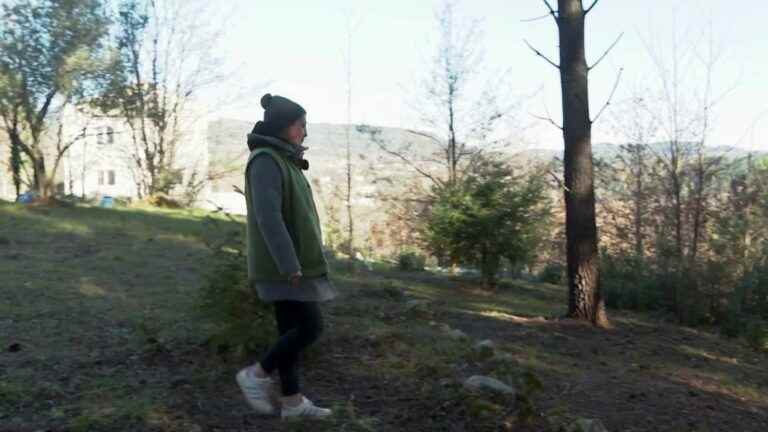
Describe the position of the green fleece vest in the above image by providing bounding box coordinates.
[245,146,328,281]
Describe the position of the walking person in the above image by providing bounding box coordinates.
[236,93,339,420]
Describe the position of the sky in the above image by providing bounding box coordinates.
[205,0,768,151]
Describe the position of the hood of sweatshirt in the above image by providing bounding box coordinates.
[246,133,309,170]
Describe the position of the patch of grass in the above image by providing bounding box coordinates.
[0,380,29,405]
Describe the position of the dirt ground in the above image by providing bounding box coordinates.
[2,203,767,431]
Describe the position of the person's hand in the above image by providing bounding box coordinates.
[289,270,302,288]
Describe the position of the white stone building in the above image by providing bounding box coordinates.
[0,104,210,205]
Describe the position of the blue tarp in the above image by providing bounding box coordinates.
[16,192,37,204]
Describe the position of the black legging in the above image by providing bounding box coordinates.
[259,300,324,396]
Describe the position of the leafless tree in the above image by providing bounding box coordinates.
[635,15,737,318]
[341,11,361,270]
[599,87,661,257]
[95,0,227,200]
[360,0,511,192]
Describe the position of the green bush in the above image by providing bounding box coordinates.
[537,262,565,285]
[144,193,183,209]
[741,264,768,320]
[745,320,768,352]
[601,254,664,311]
[720,263,768,338]
[195,215,275,360]
[397,250,426,271]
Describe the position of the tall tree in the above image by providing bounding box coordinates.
[342,12,359,271]
[94,0,224,199]
[638,18,732,318]
[360,0,509,190]
[600,89,660,258]
[527,0,619,327]
[0,0,110,199]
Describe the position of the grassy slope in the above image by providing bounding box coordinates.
[0,202,766,432]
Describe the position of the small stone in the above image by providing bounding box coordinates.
[472,339,496,360]
[566,418,609,432]
[463,375,516,395]
[445,328,469,340]
[404,299,430,311]
[474,339,495,350]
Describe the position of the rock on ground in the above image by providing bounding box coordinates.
[462,375,516,395]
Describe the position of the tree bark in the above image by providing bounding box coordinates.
[556,0,608,327]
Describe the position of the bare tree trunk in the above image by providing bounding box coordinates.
[344,13,356,272]
[10,139,23,199]
[32,153,48,198]
[633,149,644,256]
[556,0,607,327]
[8,130,25,199]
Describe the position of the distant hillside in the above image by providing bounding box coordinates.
[205,119,766,256]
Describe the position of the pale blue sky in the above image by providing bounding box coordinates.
[209,0,768,150]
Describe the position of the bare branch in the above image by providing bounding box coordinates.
[547,169,570,192]
[541,0,557,20]
[591,67,624,124]
[377,143,446,188]
[405,129,443,146]
[584,0,600,14]
[524,39,560,69]
[589,32,623,71]
[520,13,552,23]
[530,112,563,130]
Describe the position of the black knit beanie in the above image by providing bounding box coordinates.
[251,93,306,138]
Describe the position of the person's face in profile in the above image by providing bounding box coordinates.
[283,115,308,146]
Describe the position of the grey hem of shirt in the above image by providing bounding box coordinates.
[247,152,339,303]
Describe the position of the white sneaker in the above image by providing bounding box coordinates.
[235,367,277,415]
[281,396,333,420]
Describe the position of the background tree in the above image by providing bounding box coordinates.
[0,0,110,199]
[342,11,360,271]
[356,0,513,271]
[637,19,733,320]
[597,89,661,258]
[424,152,551,289]
[94,0,225,199]
[360,0,510,190]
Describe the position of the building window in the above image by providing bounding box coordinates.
[97,126,114,145]
[98,170,116,186]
